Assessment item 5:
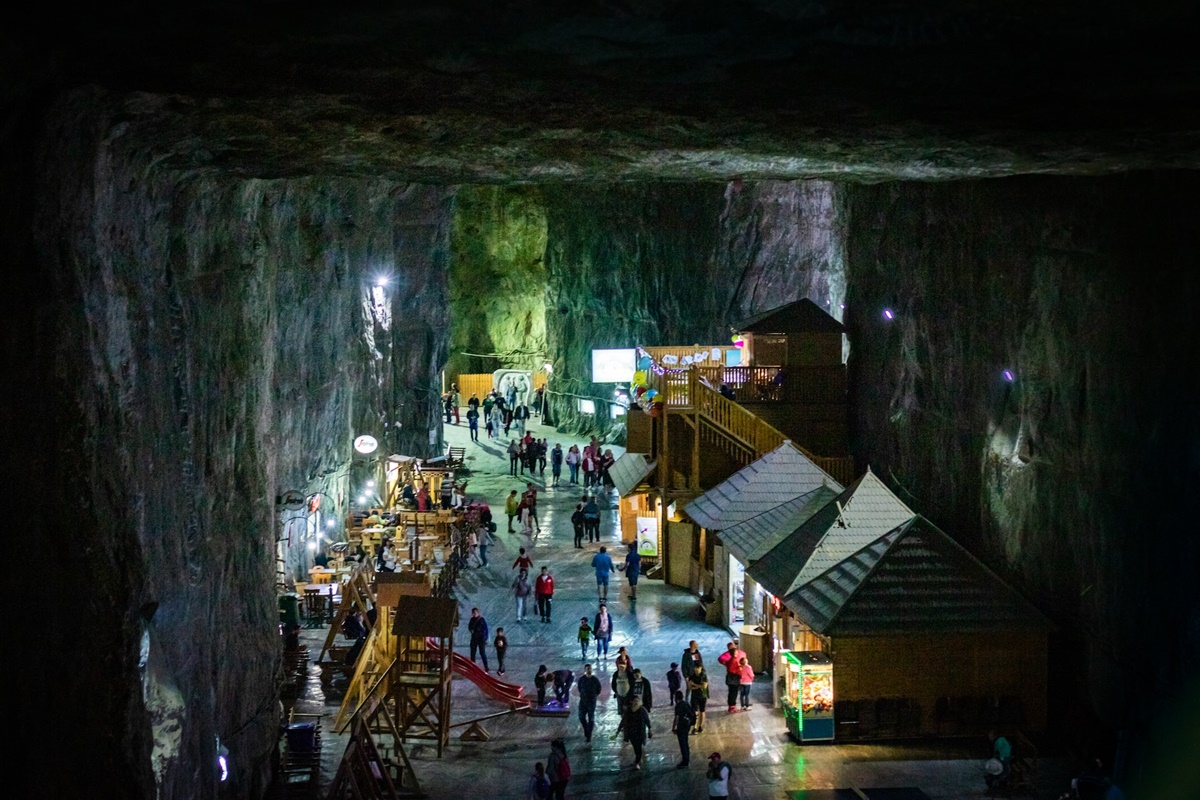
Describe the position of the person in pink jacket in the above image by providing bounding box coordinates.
[737,656,755,709]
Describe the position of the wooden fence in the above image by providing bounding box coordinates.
[452,372,547,402]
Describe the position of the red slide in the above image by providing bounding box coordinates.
[425,638,531,707]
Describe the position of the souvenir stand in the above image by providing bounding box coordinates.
[781,650,834,742]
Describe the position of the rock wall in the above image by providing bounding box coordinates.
[446,186,548,380]
[17,89,452,799]
[842,173,1200,738]
[541,181,847,437]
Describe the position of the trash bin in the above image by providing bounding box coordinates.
[278,594,300,629]
[739,624,769,673]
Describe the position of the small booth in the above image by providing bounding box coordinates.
[782,650,834,742]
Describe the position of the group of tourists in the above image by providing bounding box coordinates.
[446,381,550,443]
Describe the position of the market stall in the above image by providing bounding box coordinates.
[781,650,834,742]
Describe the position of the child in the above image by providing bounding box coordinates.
[738,656,755,709]
[534,664,549,705]
[577,617,593,660]
[494,627,508,676]
[527,761,550,800]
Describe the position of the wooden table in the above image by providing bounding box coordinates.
[308,567,337,584]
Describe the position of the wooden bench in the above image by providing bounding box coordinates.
[447,446,466,469]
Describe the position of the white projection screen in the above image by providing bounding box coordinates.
[591,348,636,383]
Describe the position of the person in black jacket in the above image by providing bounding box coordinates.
[571,504,585,548]
[628,668,653,711]
[467,608,490,673]
[619,696,652,770]
[576,664,602,742]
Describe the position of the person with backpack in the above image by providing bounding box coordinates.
[527,762,551,800]
[576,663,601,742]
[546,739,570,800]
[582,495,601,543]
[672,690,697,767]
[706,752,731,799]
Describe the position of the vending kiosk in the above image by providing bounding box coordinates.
[782,650,834,742]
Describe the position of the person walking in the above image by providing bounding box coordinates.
[628,668,653,711]
[508,439,521,476]
[593,602,614,659]
[512,569,532,622]
[467,608,490,673]
[494,627,509,675]
[491,403,504,440]
[513,547,534,572]
[523,483,541,531]
[566,445,580,485]
[443,392,453,424]
[571,504,585,549]
[577,616,593,660]
[717,641,748,713]
[672,691,697,768]
[550,443,563,486]
[591,546,615,602]
[611,662,633,719]
[576,663,601,742]
[582,495,601,543]
[546,739,570,800]
[535,565,555,623]
[537,438,548,476]
[619,696,652,770]
[622,543,641,600]
[688,665,710,733]
[514,402,530,436]
[505,490,519,531]
[477,523,491,567]
[467,392,480,415]
[451,383,461,425]
[517,492,533,534]
[706,753,731,799]
[738,656,754,709]
[466,405,480,442]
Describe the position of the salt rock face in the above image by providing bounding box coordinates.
[842,173,1200,731]
[447,185,549,380]
[26,90,453,798]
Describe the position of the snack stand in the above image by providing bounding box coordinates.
[782,650,834,742]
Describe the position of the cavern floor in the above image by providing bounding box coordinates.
[290,417,1078,799]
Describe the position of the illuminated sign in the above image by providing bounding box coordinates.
[354,435,379,454]
[591,348,637,383]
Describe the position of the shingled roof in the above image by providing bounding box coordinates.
[789,467,915,589]
[717,484,840,567]
[684,441,842,530]
[609,452,656,498]
[782,515,1052,636]
[736,298,845,335]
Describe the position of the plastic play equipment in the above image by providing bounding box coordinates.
[423,637,531,707]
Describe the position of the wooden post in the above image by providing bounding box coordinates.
[691,366,700,490]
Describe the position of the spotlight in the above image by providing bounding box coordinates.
[366,479,376,488]
[375,277,389,287]
[358,495,367,503]
[307,541,317,551]
[326,519,335,528]
[1003,369,1015,382]
[883,308,895,320]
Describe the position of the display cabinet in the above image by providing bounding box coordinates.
[781,650,834,742]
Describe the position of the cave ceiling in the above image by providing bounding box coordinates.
[11,1,1200,181]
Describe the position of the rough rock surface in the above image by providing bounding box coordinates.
[18,90,452,798]
[446,186,548,380]
[842,173,1200,733]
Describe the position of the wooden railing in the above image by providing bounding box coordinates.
[694,365,846,404]
[694,379,787,458]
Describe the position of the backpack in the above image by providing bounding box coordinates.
[533,774,550,799]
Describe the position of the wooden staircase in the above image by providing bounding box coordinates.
[655,367,856,488]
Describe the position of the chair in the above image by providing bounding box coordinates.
[303,589,330,628]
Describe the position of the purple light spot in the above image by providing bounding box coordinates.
[1003,369,1015,382]
[883,308,895,320]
